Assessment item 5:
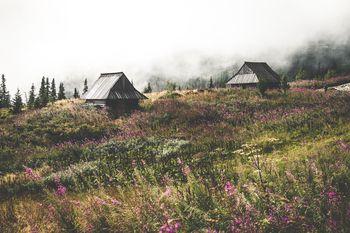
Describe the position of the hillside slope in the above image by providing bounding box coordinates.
[1,89,350,232]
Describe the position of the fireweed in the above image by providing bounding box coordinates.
[1,89,350,232]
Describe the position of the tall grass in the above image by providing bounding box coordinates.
[1,89,350,232]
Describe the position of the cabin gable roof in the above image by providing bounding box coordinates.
[227,62,281,85]
[83,72,147,100]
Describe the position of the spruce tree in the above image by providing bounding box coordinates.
[38,77,48,107]
[28,84,36,109]
[12,89,23,114]
[143,82,152,93]
[73,88,80,99]
[83,78,88,94]
[281,75,290,94]
[45,77,50,102]
[50,78,57,102]
[58,82,66,100]
[0,74,11,108]
[208,77,214,89]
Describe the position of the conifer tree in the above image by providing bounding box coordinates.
[0,74,11,108]
[281,75,290,94]
[143,82,152,93]
[208,77,214,89]
[45,77,50,102]
[37,77,48,107]
[83,78,88,94]
[12,89,23,114]
[73,88,80,99]
[28,84,36,109]
[58,82,66,100]
[50,78,57,102]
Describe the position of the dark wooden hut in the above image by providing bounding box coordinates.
[83,72,147,114]
[227,62,281,88]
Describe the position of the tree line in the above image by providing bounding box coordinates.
[0,75,89,114]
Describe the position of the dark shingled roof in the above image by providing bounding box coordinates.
[83,72,147,100]
[227,62,281,85]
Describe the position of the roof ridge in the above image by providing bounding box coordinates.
[100,72,124,75]
[244,61,267,64]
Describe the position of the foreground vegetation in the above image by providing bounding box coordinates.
[1,89,350,232]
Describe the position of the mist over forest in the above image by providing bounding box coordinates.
[140,34,350,92]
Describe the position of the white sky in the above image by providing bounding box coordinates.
[0,0,350,94]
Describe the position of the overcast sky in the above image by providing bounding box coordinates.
[1,0,350,94]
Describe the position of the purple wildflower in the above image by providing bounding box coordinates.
[338,140,350,152]
[24,166,41,180]
[111,198,121,206]
[163,187,172,197]
[224,181,236,196]
[328,218,338,231]
[95,196,107,206]
[326,189,340,205]
[53,176,67,196]
[55,184,67,196]
[281,216,289,224]
[159,220,181,233]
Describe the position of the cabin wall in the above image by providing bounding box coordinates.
[227,83,257,89]
[86,99,106,105]
[227,82,280,89]
[106,99,140,115]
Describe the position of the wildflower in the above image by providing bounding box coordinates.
[162,187,172,197]
[159,220,181,233]
[325,189,340,205]
[53,175,67,196]
[54,175,61,185]
[47,204,56,219]
[328,218,337,231]
[95,196,107,206]
[177,158,183,165]
[70,200,81,206]
[338,140,350,152]
[24,166,41,180]
[131,160,137,168]
[224,181,236,196]
[55,184,67,196]
[182,165,191,176]
[111,198,121,206]
[281,216,289,224]
[86,223,94,233]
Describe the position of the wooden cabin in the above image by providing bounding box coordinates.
[83,72,147,114]
[227,62,281,88]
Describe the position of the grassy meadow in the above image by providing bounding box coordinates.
[1,88,350,232]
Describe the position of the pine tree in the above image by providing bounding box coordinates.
[45,77,50,102]
[281,75,290,94]
[208,77,214,89]
[58,82,66,100]
[28,84,36,109]
[73,88,80,99]
[83,78,88,94]
[143,82,152,93]
[295,69,307,80]
[0,74,11,108]
[37,77,48,107]
[324,69,337,80]
[12,89,23,114]
[50,78,57,102]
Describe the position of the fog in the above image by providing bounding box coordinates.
[1,0,350,94]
